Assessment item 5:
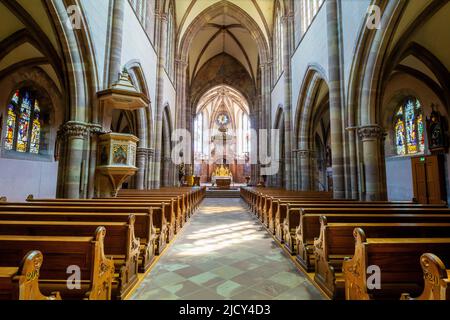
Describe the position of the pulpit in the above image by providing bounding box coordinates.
[95,133,139,197]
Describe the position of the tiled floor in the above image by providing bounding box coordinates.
[130,198,324,300]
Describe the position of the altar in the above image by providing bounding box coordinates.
[211,164,233,189]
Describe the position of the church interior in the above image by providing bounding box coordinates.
[0,0,450,302]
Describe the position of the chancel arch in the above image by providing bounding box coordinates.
[193,85,251,184]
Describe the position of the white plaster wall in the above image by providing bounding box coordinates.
[340,0,372,95]
[121,4,158,125]
[162,71,176,129]
[271,73,285,127]
[80,0,111,89]
[0,158,58,201]
[385,157,414,201]
[291,5,328,124]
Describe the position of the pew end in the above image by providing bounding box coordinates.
[12,251,62,300]
[401,253,450,301]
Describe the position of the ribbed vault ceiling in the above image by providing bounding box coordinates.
[0,0,62,92]
[176,0,276,83]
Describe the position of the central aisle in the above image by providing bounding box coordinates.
[130,198,324,300]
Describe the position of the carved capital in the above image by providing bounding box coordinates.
[282,12,294,23]
[260,60,273,70]
[88,123,105,137]
[357,125,386,141]
[58,121,90,139]
[175,58,188,68]
[294,149,312,159]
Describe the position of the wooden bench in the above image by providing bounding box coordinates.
[0,251,61,300]
[313,218,450,299]
[0,227,114,300]
[400,253,450,300]
[342,229,450,300]
[294,208,450,271]
[280,203,447,254]
[0,208,159,271]
[20,199,177,238]
[0,217,139,300]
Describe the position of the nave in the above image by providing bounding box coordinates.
[130,198,323,300]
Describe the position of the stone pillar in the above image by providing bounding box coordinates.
[327,0,345,198]
[282,12,294,190]
[151,12,168,188]
[146,149,155,189]
[250,113,259,185]
[260,61,272,185]
[358,125,387,201]
[59,121,89,199]
[346,126,359,199]
[135,147,148,189]
[108,0,125,85]
[299,149,312,191]
[87,124,103,198]
[175,59,188,131]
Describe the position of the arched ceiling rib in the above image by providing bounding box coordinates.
[180,0,276,83]
[196,85,250,115]
[0,0,62,90]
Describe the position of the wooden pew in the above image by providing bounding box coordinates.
[0,251,61,300]
[400,253,450,300]
[0,217,139,300]
[294,208,450,271]
[21,198,177,238]
[0,227,114,300]
[312,217,450,299]
[0,208,159,271]
[342,228,450,300]
[281,203,447,254]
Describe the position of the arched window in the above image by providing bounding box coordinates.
[394,97,425,156]
[300,0,324,35]
[4,89,42,154]
[273,3,284,79]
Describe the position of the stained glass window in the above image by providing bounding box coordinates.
[394,97,425,156]
[3,89,42,154]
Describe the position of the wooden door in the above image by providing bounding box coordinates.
[411,155,446,204]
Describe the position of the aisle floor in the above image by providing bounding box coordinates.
[130,198,324,300]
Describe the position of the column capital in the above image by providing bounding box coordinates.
[282,12,294,23]
[175,58,188,68]
[358,125,386,141]
[58,121,90,139]
[88,123,105,137]
[293,149,312,159]
[260,60,273,70]
[136,147,149,157]
[155,12,168,22]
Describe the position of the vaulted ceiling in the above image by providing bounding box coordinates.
[175,0,276,83]
[0,0,63,93]
[387,1,450,107]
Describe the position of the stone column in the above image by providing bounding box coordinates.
[346,126,359,199]
[299,149,312,191]
[250,113,259,185]
[358,125,387,201]
[327,0,345,198]
[59,121,89,199]
[282,12,294,190]
[259,61,272,185]
[108,0,125,85]
[135,147,148,189]
[151,12,168,188]
[87,124,103,198]
[175,59,188,131]
[146,149,155,189]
